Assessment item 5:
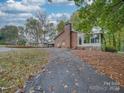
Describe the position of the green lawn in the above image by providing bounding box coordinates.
[0,48,48,92]
[117,52,124,57]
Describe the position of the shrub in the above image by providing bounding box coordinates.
[105,46,117,52]
[0,40,6,45]
[17,40,26,45]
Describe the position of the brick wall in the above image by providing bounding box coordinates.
[54,23,78,48]
[54,23,71,48]
[71,32,77,49]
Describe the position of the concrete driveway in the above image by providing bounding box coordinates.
[24,48,124,93]
[0,47,14,52]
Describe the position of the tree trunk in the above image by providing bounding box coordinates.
[112,33,116,48]
[101,33,107,51]
[108,34,111,46]
[101,28,106,50]
[117,32,121,51]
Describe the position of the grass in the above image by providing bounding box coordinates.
[118,52,124,56]
[0,48,48,93]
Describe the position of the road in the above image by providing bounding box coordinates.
[24,48,124,93]
[0,47,14,52]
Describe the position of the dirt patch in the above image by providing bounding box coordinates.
[72,50,124,87]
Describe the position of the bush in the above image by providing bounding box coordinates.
[0,40,6,45]
[105,46,117,52]
[17,40,26,45]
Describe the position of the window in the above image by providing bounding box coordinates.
[91,34,99,43]
[79,37,82,45]
[84,34,90,43]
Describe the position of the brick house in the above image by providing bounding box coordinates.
[54,23,102,50]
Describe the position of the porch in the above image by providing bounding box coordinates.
[77,32,102,50]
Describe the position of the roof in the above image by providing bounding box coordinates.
[54,31,65,40]
[54,30,77,40]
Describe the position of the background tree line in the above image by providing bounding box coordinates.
[0,11,55,46]
[0,25,19,45]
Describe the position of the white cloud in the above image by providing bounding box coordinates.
[0,0,45,26]
[48,13,71,20]
[7,21,22,26]
[17,13,33,17]
[6,0,15,4]
[48,13,71,25]
[8,13,33,19]
[51,0,71,3]
[0,11,6,16]
[49,0,75,5]
[3,0,42,13]
[0,0,75,27]
[22,0,46,6]
[86,0,94,5]
[0,12,34,27]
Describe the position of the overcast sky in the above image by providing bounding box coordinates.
[0,0,77,27]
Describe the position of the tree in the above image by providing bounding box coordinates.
[0,25,18,44]
[25,17,42,44]
[57,20,65,32]
[71,0,124,51]
[47,23,57,41]
[73,0,124,6]
[36,11,47,43]
[17,26,27,45]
